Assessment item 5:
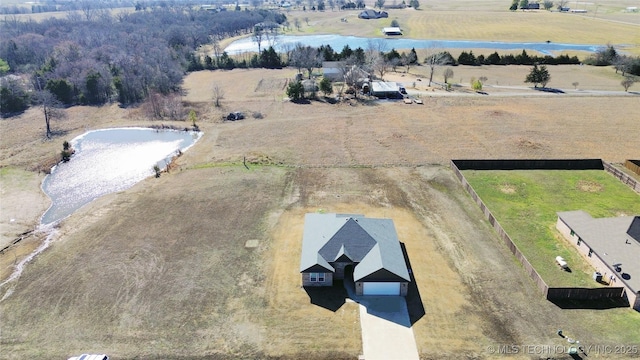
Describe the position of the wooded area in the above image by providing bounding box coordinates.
[0,5,286,115]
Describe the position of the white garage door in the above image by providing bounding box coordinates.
[362,282,400,296]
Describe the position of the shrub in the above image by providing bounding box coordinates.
[286,81,305,101]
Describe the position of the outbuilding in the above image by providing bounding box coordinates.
[382,27,402,36]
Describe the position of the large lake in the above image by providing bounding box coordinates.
[41,128,202,225]
[224,34,603,56]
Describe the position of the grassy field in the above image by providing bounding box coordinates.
[1,1,640,356]
[281,0,640,55]
[462,169,640,288]
[1,67,639,359]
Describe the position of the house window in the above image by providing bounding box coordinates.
[318,273,325,282]
[309,273,325,282]
[577,238,581,246]
[588,249,593,257]
[570,230,575,236]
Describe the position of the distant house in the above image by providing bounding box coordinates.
[358,9,388,19]
[322,62,370,86]
[299,213,411,296]
[382,27,402,36]
[322,61,344,81]
[556,211,640,311]
[527,2,540,9]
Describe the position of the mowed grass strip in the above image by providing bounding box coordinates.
[462,170,640,288]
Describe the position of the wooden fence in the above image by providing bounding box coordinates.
[547,287,625,300]
[603,161,640,193]
[450,159,633,303]
[624,160,640,175]
[450,160,550,296]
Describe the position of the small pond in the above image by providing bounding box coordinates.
[224,34,604,56]
[41,128,202,225]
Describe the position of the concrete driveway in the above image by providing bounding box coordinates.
[356,296,420,360]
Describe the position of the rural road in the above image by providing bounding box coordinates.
[402,84,638,98]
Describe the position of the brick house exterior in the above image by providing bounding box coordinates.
[299,213,410,296]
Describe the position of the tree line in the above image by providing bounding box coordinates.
[0,6,286,116]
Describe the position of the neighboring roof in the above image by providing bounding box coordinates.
[300,213,410,282]
[358,9,377,18]
[558,211,640,293]
[371,81,399,93]
[627,216,640,242]
[382,27,402,35]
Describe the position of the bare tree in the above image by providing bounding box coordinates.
[294,18,301,31]
[370,52,389,79]
[621,76,636,92]
[443,67,454,83]
[80,0,96,21]
[211,35,223,65]
[34,90,65,138]
[290,44,322,79]
[213,84,225,107]
[365,39,387,78]
[339,56,366,99]
[424,44,447,86]
[252,25,264,53]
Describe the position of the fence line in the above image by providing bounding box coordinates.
[450,160,550,295]
[624,160,640,175]
[604,161,640,193]
[450,159,634,303]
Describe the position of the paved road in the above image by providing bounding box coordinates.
[358,296,420,360]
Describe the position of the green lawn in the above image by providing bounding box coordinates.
[462,170,640,287]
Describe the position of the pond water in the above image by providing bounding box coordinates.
[224,34,603,56]
[40,128,202,225]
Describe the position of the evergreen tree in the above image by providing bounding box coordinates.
[525,64,551,88]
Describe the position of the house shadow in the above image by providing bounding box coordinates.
[550,296,630,310]
[304,281,348,312]
[400,242,425,325]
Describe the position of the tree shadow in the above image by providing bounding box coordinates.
[400,242,425,325]
[534,87,565,94]
[550,297,630,310]
[304,281,348,312]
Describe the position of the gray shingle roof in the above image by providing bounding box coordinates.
[299,213,410,282]
[558,211,640,293]
[628,216,640,242]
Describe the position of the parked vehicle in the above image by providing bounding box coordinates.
[68,355,109,360]
[226,112,245,121]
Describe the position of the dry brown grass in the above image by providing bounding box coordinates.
[1,66,640,359]
[283,0,640,55]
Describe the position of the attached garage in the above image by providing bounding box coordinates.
[362,282,401,296]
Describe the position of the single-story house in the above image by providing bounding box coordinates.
[300,213,411,296]
[358,9,388,19]
[556,211,640,311]
[322,61,345,81]
[370,81,403,98]
[382,27,402,36]
[527,3,540,9]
